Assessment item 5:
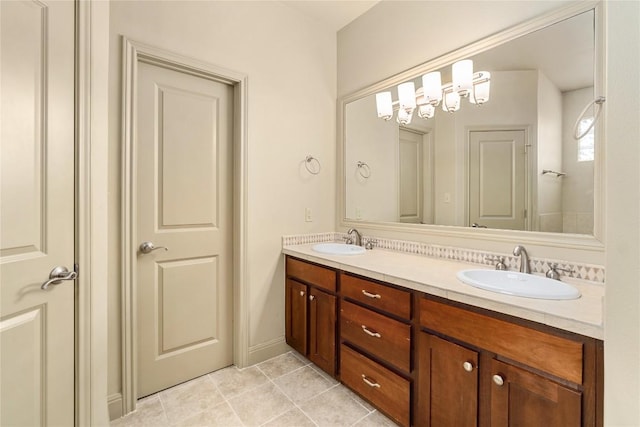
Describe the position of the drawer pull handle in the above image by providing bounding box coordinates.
[361,325,381,338]
[309,295,316,301]
[493,374,505,386]
[299,291,305,297]
[463,361,474,372]
[361,374,381,388]
[362,290,381,299]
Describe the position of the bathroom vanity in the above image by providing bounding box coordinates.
[283,246,603,427]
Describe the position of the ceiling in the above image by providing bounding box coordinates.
[281,0,380,31]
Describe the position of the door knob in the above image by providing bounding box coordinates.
[492,374,505,386]
[139,241,168,254]
[41,265,78,290]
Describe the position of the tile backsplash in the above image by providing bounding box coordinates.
[282,232,605,284]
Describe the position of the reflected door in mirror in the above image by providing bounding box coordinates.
[468,130,527,230]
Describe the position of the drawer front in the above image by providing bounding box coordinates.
[340,344,410,427]
[420,298,583,384]
[286,257,336,292]
[341,300,411,372]
[341,273,411,319]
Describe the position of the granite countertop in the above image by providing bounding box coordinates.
[282,244,604,340]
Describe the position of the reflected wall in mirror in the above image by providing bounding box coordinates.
[344,10,597,235]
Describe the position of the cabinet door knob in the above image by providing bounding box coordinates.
[463,361,474,372]
[299,290,305,297]
[492,374,505,386]
[309,295,315,301]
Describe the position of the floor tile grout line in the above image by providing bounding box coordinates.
[265,368,320,427]
[212,367,272,426]
[210,365,272,402]
[112,351,393,427]
[350,410,374,426]
[154,392,170,425]
[208,375,246,427]
[255,367,304,427]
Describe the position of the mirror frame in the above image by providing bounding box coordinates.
[337,1,605,253]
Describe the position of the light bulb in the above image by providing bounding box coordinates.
[418,104,435,119]
[375,92,393,120]
[422,72,442,105]
[442,91,460,112]
[398,82,416,111]
[453,59,473,97]
[396,107,413,125]
[469,72,491,105]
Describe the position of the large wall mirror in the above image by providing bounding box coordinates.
[340,3,604,248]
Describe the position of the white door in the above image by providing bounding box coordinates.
[468,130,527,230]
[1,1,76,425]
[398,129,424,224]
[135,60,234,397]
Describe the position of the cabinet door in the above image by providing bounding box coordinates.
[285,279,308,355]
[417,332,479,427]
[309,287,337,376]
[490,359,581,427]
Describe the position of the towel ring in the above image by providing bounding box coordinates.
[304,155,321,175]
[573,96,606,140]
[357,161,371,179]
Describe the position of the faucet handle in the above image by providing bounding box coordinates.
[545,264,574,280]
[485,256,507,270]
[364,238,378,250]
[342,236,354,245]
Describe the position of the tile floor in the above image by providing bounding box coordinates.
[111,351,398,427]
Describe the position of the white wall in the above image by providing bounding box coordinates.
[338,0,640,424]
[106,0,336,416]
[604,1,640,425]
[562,87,595,234]
[345,96,398,221]
[338,1,571,97]
[536,72,563,232]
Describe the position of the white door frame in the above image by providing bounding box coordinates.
[119,37,249,415]
[76,0,110,424]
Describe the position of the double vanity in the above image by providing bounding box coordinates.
[283,239,603,426]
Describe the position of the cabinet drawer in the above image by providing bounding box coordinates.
[341,300,411,372]
[341,274,411,319]
[286,257,336,292]
[340,344,410,427]
[420,298,583,384]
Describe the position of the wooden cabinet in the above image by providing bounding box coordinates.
[341,344,411,427]
[490,359,582,427]
[417,333,479,427]
[308,286,337,374]
[340,273,413,427]
[285,257,337,376]
[284,257,602,426]
[418,297,600,427]
[285,279,307,355]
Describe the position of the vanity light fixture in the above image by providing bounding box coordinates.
[375,59,491,122]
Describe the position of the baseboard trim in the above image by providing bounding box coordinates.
[107,393,124,421]
[247,336,289,366]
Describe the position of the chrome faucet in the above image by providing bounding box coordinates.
[347,228,363,246]
[513,245,530,274]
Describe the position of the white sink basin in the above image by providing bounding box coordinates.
[457,269,581,300]
[312,243,366,255]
